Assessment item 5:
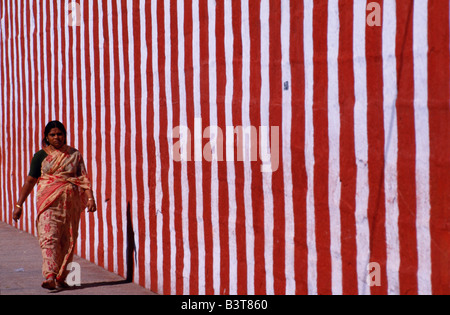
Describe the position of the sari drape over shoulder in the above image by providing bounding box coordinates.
[35,146,91,281]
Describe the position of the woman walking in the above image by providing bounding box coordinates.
[13,121,96,290]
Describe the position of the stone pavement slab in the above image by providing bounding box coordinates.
[0,221,155,295]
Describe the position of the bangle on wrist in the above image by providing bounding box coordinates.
[15,204,22,209]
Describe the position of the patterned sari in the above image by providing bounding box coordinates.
[36,145,91,281]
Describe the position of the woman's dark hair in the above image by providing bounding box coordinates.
[43,120,67,146]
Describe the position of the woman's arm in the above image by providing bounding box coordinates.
[13,176,38,221]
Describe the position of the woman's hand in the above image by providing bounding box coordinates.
[87,199,97,213]
[13,205,23,222]
[85,189,96,213]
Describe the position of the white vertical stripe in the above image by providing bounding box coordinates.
[23,0,32,232]
[413,0,432,295]
[327,0,342,296]
[9,0,15,224]
[14,0,19,211]
[57,0,63,121]
[3,0,7,222]
[13,0,23,229]
[208,0,221,295]
[224,0,237,295]
[19,0,25,230]
[192,0,205,294]
[116,0,127,278]
[9,0,15,223]
[20,0,27,229]
[150,0,163,294]
[303,0,317,296]
[163,0,176,294]
[65,0,71,143]
[49,0,55,120]
[42,0,49,124]
[3,0,7,223]
[107,0,118,273]
[79,0,90,260]
[36,0,42,161]
[30,0,37,234]
[382,0,400,295]
[72,0,79,162]
[353,0,371,295]
[127,0,139,285]
[0,0,5,222]
[241,0,255,295]
[88,0,99,264]
[11,0,16,227]
[177,0,191,294]
[260,0,274,295]
[139,0,151,289]
[98,0,108,271]
[6,0,13,223]
[10,0,14,223]
[281,0,295,295]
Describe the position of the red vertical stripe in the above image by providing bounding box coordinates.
[313,0,331,295]
[132,0,146,289]
[230,0,247,295]
[365,0,387,295]
[338,0,358,295]
[396,0,418,295]
[184,0,199,294]
[290,0,308,295]
[249,0,266,295]
[269,0,285,295]
[119,0,133,280]
[215,0,230,295]
[428,0,450,295]
[111,0,125,278]
[169,0,184,294]
[199,0,214,295]
[101,0,113,273]
[156,0,171,295]
[144,0,157,292]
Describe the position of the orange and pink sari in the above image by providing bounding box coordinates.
[36,145,91,281]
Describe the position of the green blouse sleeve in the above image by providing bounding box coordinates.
[28,150,48,179]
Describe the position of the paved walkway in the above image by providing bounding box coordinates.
[0,221,155,295]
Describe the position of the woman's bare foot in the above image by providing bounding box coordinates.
[41,276,56,290]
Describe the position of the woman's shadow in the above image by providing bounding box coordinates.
[50,279,132,293]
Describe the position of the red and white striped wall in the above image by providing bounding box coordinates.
[0,0,449,295]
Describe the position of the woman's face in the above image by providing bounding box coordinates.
[47,127,65,149]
